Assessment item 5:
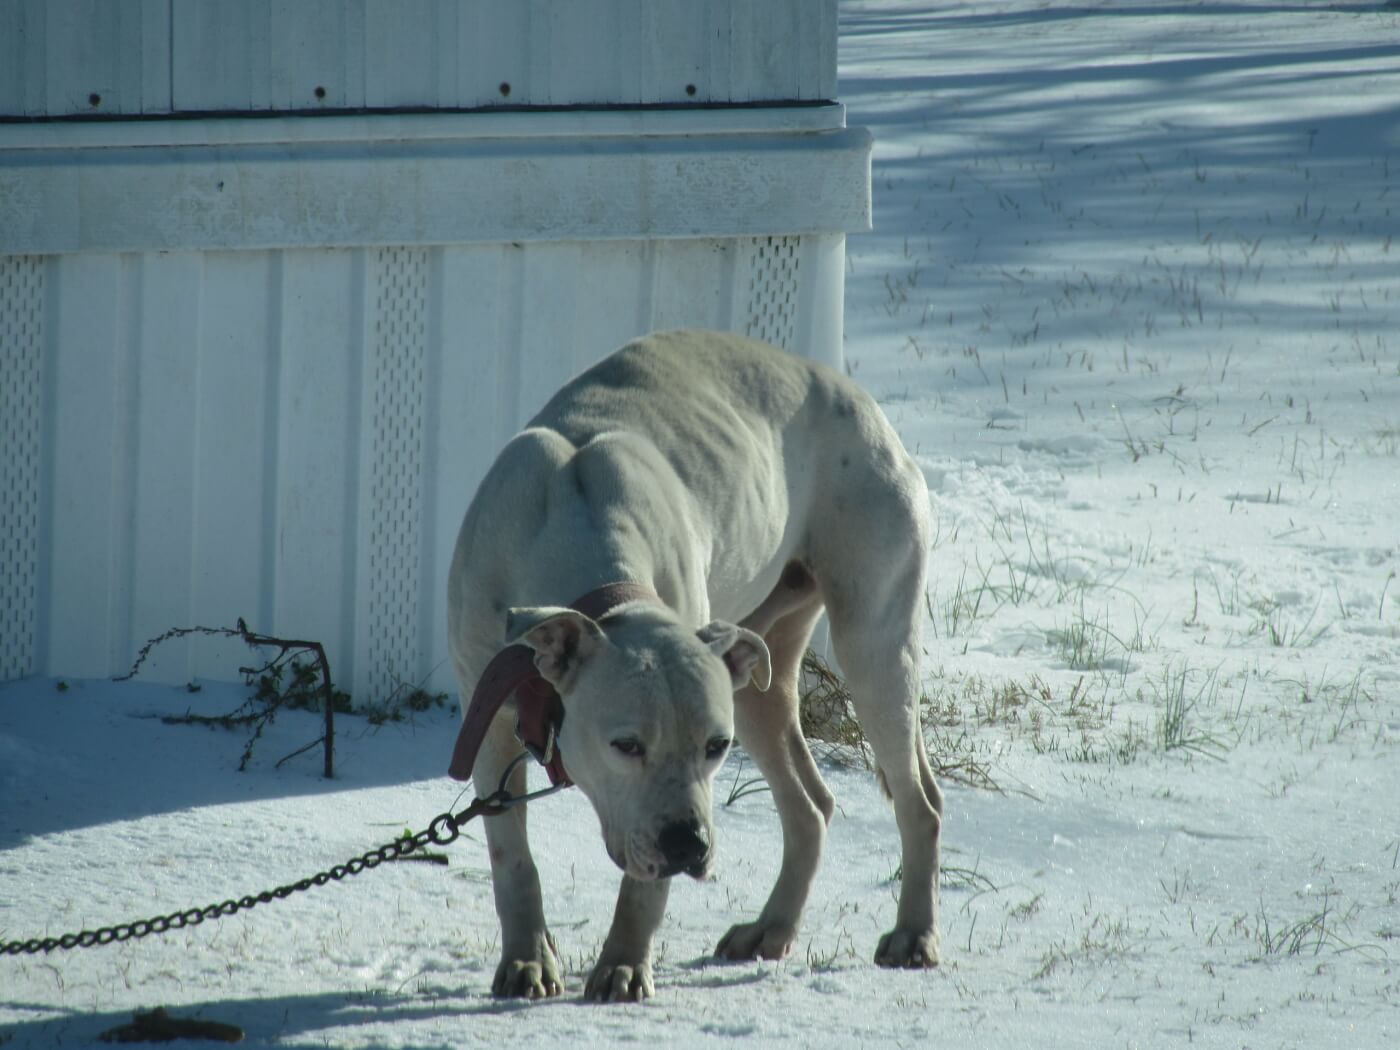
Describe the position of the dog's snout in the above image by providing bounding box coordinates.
[657,819,709,879]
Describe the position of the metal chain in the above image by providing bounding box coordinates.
[2,754,569,957]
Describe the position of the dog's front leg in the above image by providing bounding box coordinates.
[477,721,562,999]
[584,875,670,1003]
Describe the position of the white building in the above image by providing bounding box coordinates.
[0,0,870,703]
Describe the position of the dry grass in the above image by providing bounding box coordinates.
[799,650,871,766]
[799,650,999,791]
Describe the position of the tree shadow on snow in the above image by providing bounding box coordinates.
[840,4,1400,409]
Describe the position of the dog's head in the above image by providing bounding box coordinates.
[505,602,771,881]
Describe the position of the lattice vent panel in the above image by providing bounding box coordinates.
[1,256,44,680]
[364,247,430,705]
[744,236,801,351]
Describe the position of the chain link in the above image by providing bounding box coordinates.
[1,791,516,957]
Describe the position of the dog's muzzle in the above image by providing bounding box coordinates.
[656,819,710,879]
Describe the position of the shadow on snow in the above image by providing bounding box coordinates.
[0,675,459,849]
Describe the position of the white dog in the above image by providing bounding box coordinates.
[447,330,942,1001]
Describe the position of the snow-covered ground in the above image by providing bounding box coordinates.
[4,2,1398,1046]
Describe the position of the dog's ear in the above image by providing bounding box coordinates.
[506,607,606,691]
[697,622,772,692]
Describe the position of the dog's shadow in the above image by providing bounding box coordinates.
[4,964,776,1047]
[1,985,568,1050]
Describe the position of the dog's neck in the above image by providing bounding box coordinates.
[568,581,665,624]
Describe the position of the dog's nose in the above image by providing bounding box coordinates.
[657,819,709,879]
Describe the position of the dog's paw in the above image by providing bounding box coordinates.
[584,960,654,1003]
[492,936,563,1000]
[493,958,563,999]
[874,926,940,969]
[715,919,797,962]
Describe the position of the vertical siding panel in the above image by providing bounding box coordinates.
[698,0,723,101]
[714,237,739,337]
[416,247,446,692]
[571,241,649,369]
[721,3,746,104]
[137,0,171,114]
[0,2,37,116]
[492,244,525,451]
[274,250,361,686]
[128,253,202,680]
[342,2,367,110]
[616,0,644,104]
[793,0,824,104]
[651,240,729,333]
[425,246,503,691]
[782,0,809,101]
[245,1,274,111]
[267,1,304,109]
[110,1,142,114]
[36,0,169,116]
[547,0,633,105]
[108,257,142,673]
[189,251,274,675]
[817,0,839,101]
[259,252,284,629]
[433,0,460,108]
[793,233,845,370]
[525,0,553,106]
[45,255,122,678]
[270,1,363,111]
[25,0,52,115]
[46,1,105,115]
[34,255,60,673]
[365,2,437,109]
[635,241,657,339]
[513,245,580,423]
[171,1,211,111]
[456,0,530,108]
[642,1,704,104]
[172,0,265,112]
[729,3,779,104]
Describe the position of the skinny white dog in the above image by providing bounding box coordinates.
[447,330,942,1002]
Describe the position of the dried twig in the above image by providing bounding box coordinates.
[117,619,338,778]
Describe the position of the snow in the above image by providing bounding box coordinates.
[4,1,1398,1046]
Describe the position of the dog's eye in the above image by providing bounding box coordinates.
[705,737,731,760]
[611,738,645,758]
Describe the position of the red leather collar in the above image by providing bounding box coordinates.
[447,583,662,786]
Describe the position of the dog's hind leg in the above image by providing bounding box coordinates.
[822,512,943,968]
[715,594,833,962]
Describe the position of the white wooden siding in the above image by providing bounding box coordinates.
[0,0,861,701]
[1,236,845,699]
[0,0,837,118]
